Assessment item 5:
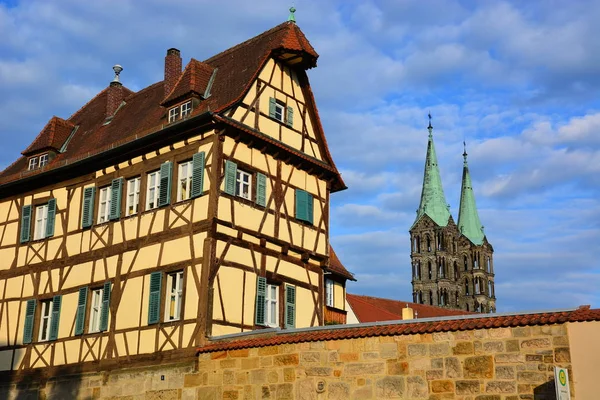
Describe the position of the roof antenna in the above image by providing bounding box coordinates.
[112,64,123,85]
[288,6,296,23]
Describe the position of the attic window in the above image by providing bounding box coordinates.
[27,153,49,171]
[168,101,192,123]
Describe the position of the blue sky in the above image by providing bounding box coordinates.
[1,0,598,312]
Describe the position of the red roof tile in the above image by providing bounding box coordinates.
[198,306,600,353]
[328,246,355,281]
[346,293,473,323]
[0,22,343,192]
[22,116,75,155]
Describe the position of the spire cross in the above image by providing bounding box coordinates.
[463,141,468,166]
[288,6,296,22]
[427,112,433,137]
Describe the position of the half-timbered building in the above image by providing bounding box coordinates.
[0,18,354,377]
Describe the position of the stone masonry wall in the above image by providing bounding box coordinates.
[0,324,574,399]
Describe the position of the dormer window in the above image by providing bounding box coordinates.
[28,157,38,171]
[27,153,49,170]
[168,101,192,123]
[39,154,48,167]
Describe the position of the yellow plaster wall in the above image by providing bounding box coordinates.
[333,281,345,310]
[567,320,600,398]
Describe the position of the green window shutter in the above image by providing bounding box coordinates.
[74,287,88,335]
[285,285,296,329]
[81,187,96,229]
[295,189,307,221]
[224,160,237,196]
[268,97,276,118]
[99,281,111,332]
[45,199,56,238]
[109,178,123,220]
[23,299,36,344]
[306,193,314,224]
[256,173,267,207]
[286,106,294,127]
[148,272,162,325]
[254,277,266,326]
[49,295,62,341]
[158,161,173,207]
[20,205,32,244]
[191,152,206,198]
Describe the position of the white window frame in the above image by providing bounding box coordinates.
[146,170,161,210]
[265,283,279,328]
[325,278,334,307]
[126,177,141,216]
[165,271,184,322]
[274,101,284,122]
[34,204,49,240]
[180,101,192,118]
[168,107,180,123]
[39,153,49,167]
[97,186,112,224]
[177,160,193,202]
[235,170,252,200]
[89,287,104,333]
[38,299,54,342]
[28,157,38,171]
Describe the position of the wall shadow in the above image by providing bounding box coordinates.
[533,379,557,400]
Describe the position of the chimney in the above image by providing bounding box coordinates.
[402,305,415,320]
[164,48,182,97]
[106,65,124,117]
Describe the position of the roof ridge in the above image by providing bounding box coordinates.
[204,22,290,64]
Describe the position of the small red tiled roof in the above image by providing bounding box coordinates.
[328,246,355,281]
[198,305,600,353]
[22,116,75,155]
[162,59,215,105]
[0,22,343,192]
[346,293,473,323]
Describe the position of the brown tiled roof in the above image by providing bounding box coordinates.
[328,246,355,281]
[0,22,343,191]
[162,59,215,105]
[22,116,75,155]
[198,305,600,353]
[346,294,473,323]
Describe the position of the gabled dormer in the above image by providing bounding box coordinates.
[21,116,75,171]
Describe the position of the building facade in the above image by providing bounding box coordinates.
[0,19,353,378]
[410,120,496,313]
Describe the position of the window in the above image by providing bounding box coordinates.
[325,278,334,307]
[295,189,314,224]
[146,170,161,210]
[273,101,284,122]
[28,157,38,171]
[39,299,54,342]
[97,186,112,223]
[126,177,141,216]
[165,271,184,321]
[236,170,252,200]
[39,153,49,167]
[265,283,278,327]
[34,204,49,240]
[168,101,192,123]
[177,161,193,201]
[89,287,104,333]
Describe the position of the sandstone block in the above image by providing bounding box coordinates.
[380,343,398,359]
[223,390,239,399]
[431,380,453,393]
[387,360,409,375]
[426,370,443,380]
[145,389,179,400]
[475,396,501,400]
[517,371,546,383]
[406,376,428,398]
[328,351,339,362]
[352,386,373,399]
[362,352,380,360]
[431,357,443,369]
[305,367,332,377]
[223,371,235,385]
[483,341,504,353]
[453,341,474,355]
[301,352,321,363]
[345,362,385,376]
[295,379,316,400]
[486,381,517,393]
[183,374,202,388]
[197,386,221,400]
[505,340,519,352]
[495,366,515,380]
[339,353,359,362]
[552,336,569,346]
[445,357,462,378]
[511,327,531,337]
[328,382,350,400]
[488,328,511,339]
[430,343,450,357]
[463,355,494,379]
[267,371,279,384]
[520,338,551,349]
[241,357,259,369]
[220,359,238,369]
[433,332,453,342]
[211,351,227,360]
[375,376,405,398]
[554,347,570,362]
[456,380,480,394]
[250,369,266,384]
[525,355,542,362]
[408,344,427,357]
[274,354,299,366]
[283,368,295,383]
[229,349,250,358]
[258,347,279,356]
[495,353,525,364]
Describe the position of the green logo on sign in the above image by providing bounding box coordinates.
[559,369,567,386]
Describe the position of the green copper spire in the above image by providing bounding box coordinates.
[413,115,451,228]
[288,6,296,22]
[457,143,485,245]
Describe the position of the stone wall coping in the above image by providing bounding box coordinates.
[199,305,598,353]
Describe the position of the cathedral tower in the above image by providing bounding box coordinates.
[410,118,496,313]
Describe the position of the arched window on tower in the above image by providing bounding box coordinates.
[413,236,420,253]
[487,257,491,272]
[428,262,432,279]
[437,232,442,250]
[438,260,444,279]
[465,279,470,295]
[453,261,458,279]
[474,253,479,269]
[464,255,468,271]
[419,290,424,304]
[427,236,432,252]
[475,279,480,294]
[489,280,494,297]
[466,303,470,311]
[429,290,433,305]
[416,261,421,279]
[455,291,459,306]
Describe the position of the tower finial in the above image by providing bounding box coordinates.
[427,112,433,137]
[463,141,468,166]
[288,6,296,22]
[112,64,123,84]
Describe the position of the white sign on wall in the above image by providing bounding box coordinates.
[554,366,571,400]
